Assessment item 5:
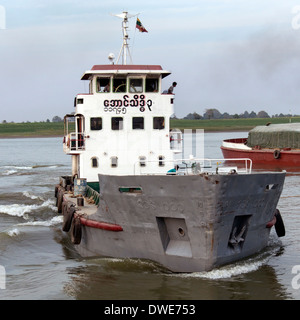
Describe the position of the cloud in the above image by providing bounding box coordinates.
[0,0,299,121]
[172,24,300,118]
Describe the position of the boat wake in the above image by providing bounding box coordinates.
[22,191,45,201]
[0,198,57,218]
[175,240,282,279]
[2,215,63,238]
[0,189,62,238]
[194,258,267,279]
[1,165,32,176]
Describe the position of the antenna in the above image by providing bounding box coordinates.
[113,11,137,65]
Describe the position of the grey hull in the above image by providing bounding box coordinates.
[73,171,285,272]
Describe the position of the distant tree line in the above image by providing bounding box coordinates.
[176,109,300,120]
[1,116,64,124]
[52,116,63,122]
[1,110,299,124]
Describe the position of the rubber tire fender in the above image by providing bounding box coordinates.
[54,184,60,198]
[274,209,285,237]
[274,150,281,159]
[57,190,63,213]
[62,201,68,216]
[62,206,76,232]
[71,216,82,245]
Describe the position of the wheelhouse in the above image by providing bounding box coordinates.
[63,64,179,185]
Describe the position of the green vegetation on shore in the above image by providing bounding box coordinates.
[0,122,66,138]
[0,117,299,138]
[170,117,300,132]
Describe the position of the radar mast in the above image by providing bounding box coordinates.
[113,11,137,65]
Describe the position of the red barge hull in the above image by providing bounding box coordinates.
[221,138,300,171]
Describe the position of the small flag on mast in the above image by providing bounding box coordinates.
[136,18,148,32]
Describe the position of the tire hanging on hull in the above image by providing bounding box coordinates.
[56,190,63,213]
[274,209,285,237]
[62,205,76,232]
[71,216,82,245]
[274,150,281,159]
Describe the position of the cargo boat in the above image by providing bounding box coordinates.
[54,12,286,272]
[221,123,300,171]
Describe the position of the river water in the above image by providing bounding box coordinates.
[0,132,300,300]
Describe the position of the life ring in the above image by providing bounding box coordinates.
[62,205,75,232]
[71,216,82,244]
[274,150,281,159]
[274,209,285,237]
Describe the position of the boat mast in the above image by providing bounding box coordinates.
[114,11,136,65]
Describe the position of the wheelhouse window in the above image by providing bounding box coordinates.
[96,77,110,93]
[113,77,127,93]
[90,117,102,130]
[129,78,143,93]
[112,117,123,130]
[153,117,165,130]
[132,117,144,129]
[146,77,159,92]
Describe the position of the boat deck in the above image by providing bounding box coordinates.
[62,191,98,217]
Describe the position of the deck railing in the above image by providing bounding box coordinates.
[134,158,252,175]
[85,185,100,205]
[63,132,85,152]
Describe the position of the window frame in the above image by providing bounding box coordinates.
[113,77,127,93]
[96,77,111,93]
[139,156,146,167]
[129,77,143,93]
[145,77,159,93]
[91,157,99,168]
[132,117,144,130]
[112,117,124,130]
[153,117,165,130]
[158,155,165,167]
[111,156,118,168]
[90,117,103,131]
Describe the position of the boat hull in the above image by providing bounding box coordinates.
[221,138,300,171]
[68,172,285,272]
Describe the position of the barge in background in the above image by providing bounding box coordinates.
[54,12,286,273]
[221,123,300,171]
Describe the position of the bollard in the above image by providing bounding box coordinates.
[77,197,84,206]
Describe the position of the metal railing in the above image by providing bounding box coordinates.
[134,158,252,175]
[63,132,85,152]
[85,185,100,205]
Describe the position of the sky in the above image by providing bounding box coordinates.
[0,0,300,122]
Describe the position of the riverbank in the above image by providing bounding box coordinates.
[0,122,66,138]
[0,117,299,138]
